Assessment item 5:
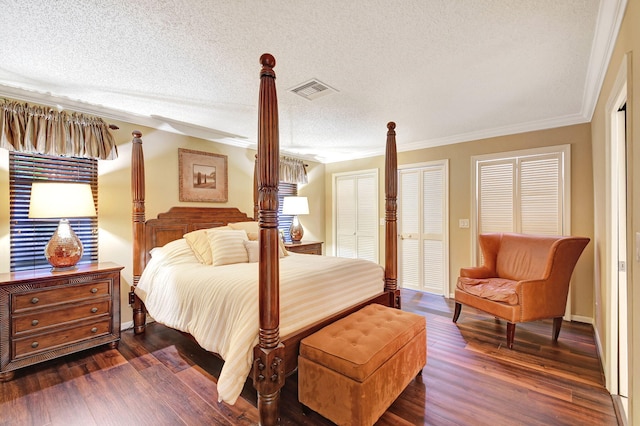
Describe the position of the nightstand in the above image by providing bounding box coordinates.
[284,241,323,255]
[0,262,123,381]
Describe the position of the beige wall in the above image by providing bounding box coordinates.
[325,123,595,318]
[591,0,638,421]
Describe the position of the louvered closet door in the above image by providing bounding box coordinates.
[399,162,448,295]
[477,153,563,237]
[334,171,378,262]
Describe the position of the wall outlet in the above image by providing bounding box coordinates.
[459,219,470,228]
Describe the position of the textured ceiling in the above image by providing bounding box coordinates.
[0,1,627,163]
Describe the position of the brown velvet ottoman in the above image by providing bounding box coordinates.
[298,303,426,426]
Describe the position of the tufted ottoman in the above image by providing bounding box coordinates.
[298,303,426,426]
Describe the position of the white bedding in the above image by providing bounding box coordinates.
[134,238,384,404]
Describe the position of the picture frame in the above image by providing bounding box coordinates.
[178,148,228,202]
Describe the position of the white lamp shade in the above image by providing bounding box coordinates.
[282,196,309,215]
[29,182,97,219]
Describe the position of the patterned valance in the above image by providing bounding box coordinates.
[279,156,308,184]
[0,99,118,160]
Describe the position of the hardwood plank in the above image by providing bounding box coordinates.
[0,288,618,425]
[176,365,260,425]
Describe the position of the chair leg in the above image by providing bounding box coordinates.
[453,302,462,323]
[506,323,516,349]
[552,317,563,341]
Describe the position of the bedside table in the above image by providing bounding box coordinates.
[0,262,123,381]
[284,241,323,255]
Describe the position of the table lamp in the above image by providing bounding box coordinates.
[28,182,97,271]
[282,196,309,242]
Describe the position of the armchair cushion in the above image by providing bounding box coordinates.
[456,277,519,305]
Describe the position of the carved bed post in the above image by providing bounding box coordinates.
[384,122,400,308]
[131,130,147,333]
[253,155,259,220]
[252,53,285,426]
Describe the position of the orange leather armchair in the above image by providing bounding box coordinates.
[452,233,589,349]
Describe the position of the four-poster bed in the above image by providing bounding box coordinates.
[129,53,399,425]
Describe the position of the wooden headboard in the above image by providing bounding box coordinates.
[142,206,252,265]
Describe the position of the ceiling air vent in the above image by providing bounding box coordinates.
[289,79,337,100]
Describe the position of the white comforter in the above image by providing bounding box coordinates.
[134,239,384,404]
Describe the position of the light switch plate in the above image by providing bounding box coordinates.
[459,219,470,228]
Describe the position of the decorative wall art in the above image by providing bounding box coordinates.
[178,148,228,202]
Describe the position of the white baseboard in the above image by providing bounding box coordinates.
[120,321,133,331]
[570,315,594,324]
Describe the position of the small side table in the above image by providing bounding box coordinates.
[284,241,323,255]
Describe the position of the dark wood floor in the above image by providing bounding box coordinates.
[0,289,618,425]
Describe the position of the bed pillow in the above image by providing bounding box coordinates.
[207,229,249,266]
[230,221,289,256]
[229,221,259,241]
[244,240,259,263]
[243,239,286,262]
[184,225,230,264]
[149,239,197,264]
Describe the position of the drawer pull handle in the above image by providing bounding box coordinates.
[31,297,39,304]
[91,307,98,313]
[31,319,39,326]
[90,327,98,333]
[31,342,39,349]
[90,288,98,294]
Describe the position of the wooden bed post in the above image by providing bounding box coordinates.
[253,155,259,220]
[131,130,147,334]
[384,122,400,308]
[252,53,285,426]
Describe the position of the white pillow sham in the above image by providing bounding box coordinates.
[149,239,198,265]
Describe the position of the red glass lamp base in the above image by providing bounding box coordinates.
[45,219,84,271]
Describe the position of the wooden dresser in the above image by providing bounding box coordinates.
[284,241,323,255]
[0,262,123,381]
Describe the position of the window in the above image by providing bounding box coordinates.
[9,152,98,271]
[278,182,297,243]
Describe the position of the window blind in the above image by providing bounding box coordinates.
[9,152,98,271]
[278,182,297,243]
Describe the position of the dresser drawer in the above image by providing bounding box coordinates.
[12,318,112,359]
[12,280,110,313]
[12,300,111,335]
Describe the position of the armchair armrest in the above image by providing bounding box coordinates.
[460,266,494,279]
[518,278,569,321]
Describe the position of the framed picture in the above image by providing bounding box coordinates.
[178,148,228,202]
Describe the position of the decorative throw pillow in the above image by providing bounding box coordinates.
[184,225,230,265]
[207,229,249,266]
[244,240,259,263]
